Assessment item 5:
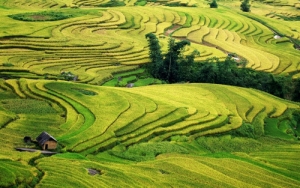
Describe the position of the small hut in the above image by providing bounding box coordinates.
[36,132,57,150]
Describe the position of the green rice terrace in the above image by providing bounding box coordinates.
[0,0,300,187]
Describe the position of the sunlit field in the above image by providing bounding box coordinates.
[0,0,300,187]
[1,79,300,187]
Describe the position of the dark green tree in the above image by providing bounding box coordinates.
[178,50,200,81]
[145,33,163,78]
[210,0,218,8]
[164,38,190,82]
[293,79,300,101]
[241,0,251,12]
[144,33,300,103]
[145,33,193,83]
[270,75,293,100]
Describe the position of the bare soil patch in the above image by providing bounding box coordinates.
[95,29,107,34]
[88,168,102,175]
[29,15,51,21]
[164,24,181,36]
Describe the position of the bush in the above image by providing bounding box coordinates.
[210,0,218,8]
[241,0,251,12]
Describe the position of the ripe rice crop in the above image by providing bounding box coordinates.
[0,1,300,186]
[0,80,300,187]
[0,159,38,187]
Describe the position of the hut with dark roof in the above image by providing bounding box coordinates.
[36,132,57,150]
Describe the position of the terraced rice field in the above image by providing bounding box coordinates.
[0,0,299,83]
[1,0,300,187]
[0,79,300,186]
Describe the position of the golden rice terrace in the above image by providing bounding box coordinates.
[0,0,300,187]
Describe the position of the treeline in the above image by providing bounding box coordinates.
[144,33,300,101]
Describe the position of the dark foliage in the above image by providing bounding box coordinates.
[165,2,182,6]
[59,71,78,81]
[145,33,164,79]
[241,0,251,12]
[145,33,300,102]
[275,14,300,21]
[210,0,218,8]
[8,11,73,22]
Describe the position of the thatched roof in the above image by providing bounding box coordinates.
[36,132,57,146]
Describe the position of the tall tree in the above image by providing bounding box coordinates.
[144,36,300,102]
[164,38,190,82]
[177,50,199,82]
[145,33,163,78]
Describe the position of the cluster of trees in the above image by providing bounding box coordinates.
[209,0,250,12]
[145,33,300,101]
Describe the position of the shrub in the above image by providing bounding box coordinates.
[210,0,218,8]
[241,0,251,12]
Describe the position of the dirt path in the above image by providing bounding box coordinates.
[164,24,181,36]
[16,148,57,155]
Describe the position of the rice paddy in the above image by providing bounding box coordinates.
[0,79,300,186]
[0,0,300,186]
[0,0,299,82]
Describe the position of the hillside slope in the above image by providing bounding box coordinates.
[0,0,300,186]
[0,80,300,187]
[0,0,299,83]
